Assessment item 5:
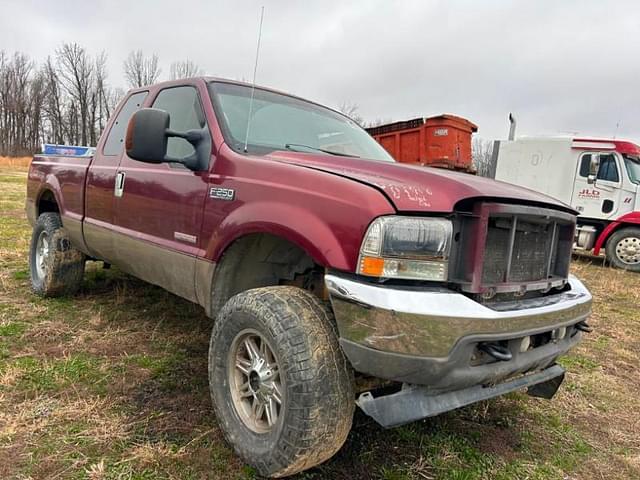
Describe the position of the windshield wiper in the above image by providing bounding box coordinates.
[284,143,359,158]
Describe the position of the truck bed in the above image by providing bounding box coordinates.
[26,154,93,230]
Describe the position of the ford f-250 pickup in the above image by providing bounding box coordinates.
[26,78,593,477]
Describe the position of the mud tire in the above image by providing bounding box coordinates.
[29,212,85,297]
[208,286,354,478]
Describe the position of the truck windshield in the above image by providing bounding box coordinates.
[624,155,640,184]
[208,82,394,162]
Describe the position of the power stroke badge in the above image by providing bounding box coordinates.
[209,187,235,201]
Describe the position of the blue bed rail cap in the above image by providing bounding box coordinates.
[42,144,96,157]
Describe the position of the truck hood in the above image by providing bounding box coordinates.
[267,152,575,213]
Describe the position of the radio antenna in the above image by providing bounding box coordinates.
[244,6,265,153]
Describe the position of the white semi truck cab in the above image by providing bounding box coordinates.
[493,136,640,271]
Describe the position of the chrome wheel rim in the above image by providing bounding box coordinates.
[35,231,50,279]
[615,236,640,265]
[228,329,284,434]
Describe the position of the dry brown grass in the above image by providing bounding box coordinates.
[0,165,639,479]
[0,156,31,167]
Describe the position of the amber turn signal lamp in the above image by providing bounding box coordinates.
[359,256,384,276]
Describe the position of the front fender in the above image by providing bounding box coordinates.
[206,200,361,271]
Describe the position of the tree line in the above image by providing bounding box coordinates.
[1,43,494,174]
[0,43,202,156]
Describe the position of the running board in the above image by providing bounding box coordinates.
[357,364,565,428]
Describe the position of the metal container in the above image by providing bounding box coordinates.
[366,115,478,172]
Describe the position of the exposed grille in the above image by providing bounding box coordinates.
[452,203,575,295]
[483,217,554,283]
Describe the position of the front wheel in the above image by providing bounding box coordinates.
[605,227,640,272]
[208,286,354,478]
[29,212,86,296]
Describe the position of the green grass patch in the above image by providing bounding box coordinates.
[12,268,29,280]
[558,354,599,372]
[5,353,110,395]
[0,321,27,337]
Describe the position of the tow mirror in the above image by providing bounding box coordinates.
[125,108,210,171]
[587,155,600,184]
[126,108,169,163]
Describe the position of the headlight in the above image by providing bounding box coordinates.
[358,216,453,281]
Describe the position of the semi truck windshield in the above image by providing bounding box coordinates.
[624,155,640,184]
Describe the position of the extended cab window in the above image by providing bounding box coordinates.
[152,86,206,159]
[103,91,148,156]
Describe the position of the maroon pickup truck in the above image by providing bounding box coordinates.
[26,78,593,477]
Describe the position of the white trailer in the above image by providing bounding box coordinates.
[493,136,640,271]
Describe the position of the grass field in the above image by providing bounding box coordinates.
[1,163,639,479]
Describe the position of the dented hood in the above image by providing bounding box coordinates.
[268,152,574,213]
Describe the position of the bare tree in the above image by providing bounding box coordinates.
[56,43,95,145]
[89,51,112,145]
[363,117,393,129]
[472,137,496,178]
[0,51,44,156]
[41,56,66,145]
[0,45,119,154]
[337,101,364,126]
[170,59,203,80]
[107,87,126,115]
[123,50,161,88]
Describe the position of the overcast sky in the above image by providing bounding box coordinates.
[2,0,640,141]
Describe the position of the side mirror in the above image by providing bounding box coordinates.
[125,108,210,171]
[587,156,600,185]
[126,108,169,163]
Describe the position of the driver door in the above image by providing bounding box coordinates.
[111,84,211,302]
[572,152,624,220]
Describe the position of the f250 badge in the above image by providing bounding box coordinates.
[210,187,235,201]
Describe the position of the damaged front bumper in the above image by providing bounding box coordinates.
[325,273,592,427]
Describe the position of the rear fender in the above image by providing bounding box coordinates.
[26,178,64,226]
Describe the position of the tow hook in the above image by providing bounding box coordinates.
[478,343,513,362]
[575,321,593,333]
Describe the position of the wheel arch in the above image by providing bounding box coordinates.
[36,188,60,217]
[207,231,329,317]
[593,212,640,255]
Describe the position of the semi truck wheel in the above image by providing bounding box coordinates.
[29,212,86,296]
[605,227,640,272]
[208,286,354,477]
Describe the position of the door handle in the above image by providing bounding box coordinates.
[114,171,126,198]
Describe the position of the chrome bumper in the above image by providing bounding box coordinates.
[325,274,592,390]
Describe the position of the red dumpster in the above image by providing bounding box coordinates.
[366,114,478,173]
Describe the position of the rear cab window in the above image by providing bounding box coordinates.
[102,91,148,156]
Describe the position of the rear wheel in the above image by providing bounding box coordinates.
[605,227,640,272]
[29,212,86,296]
[208,286,354,477]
